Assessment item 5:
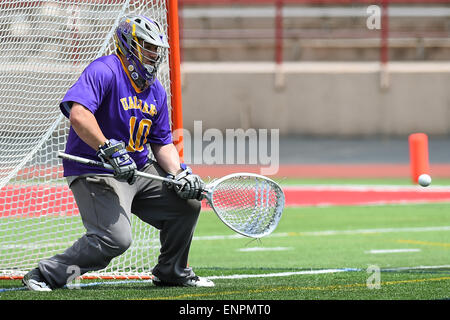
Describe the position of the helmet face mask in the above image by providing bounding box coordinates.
[114,15,169,89]
[131,39,165,79]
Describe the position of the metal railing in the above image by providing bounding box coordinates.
[178,0,450,65]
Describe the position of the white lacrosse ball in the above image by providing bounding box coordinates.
[418,174,431,187]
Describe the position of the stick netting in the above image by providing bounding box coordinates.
[209,175,284,238]
[0,0,172,280]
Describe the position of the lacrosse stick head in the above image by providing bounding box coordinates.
[203,173,285,238]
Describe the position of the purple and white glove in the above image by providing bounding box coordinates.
[96,139,137,185]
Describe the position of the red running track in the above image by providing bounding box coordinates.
[2,184,450,217]
[10,163,450,180]
[283,185,450,207]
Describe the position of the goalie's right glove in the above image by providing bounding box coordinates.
[96,139,137,185]
[167,164,205,200]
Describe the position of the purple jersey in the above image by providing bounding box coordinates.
[60,54,172,176]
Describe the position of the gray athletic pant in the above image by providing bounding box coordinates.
[38,161,201,289]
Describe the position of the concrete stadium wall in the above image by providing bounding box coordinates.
[180,62,450,136]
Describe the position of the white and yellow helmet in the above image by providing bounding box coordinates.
[114,15,169,88]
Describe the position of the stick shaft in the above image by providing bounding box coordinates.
[57,152,183,186]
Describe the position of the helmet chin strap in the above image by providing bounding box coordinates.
[127,64,149,90]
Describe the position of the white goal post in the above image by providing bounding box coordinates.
[0,0,184,280]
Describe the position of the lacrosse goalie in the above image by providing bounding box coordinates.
[22,15,214,291]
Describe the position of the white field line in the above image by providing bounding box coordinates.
[193,225,450,241]
[2,225,449,250]
[206,268,354,280]
[3,265,450,293]
[206,264,450,280]
[382,265,450,271]
[306,200,450,208]
[365,249,421,254]
[237,247,293,252]
[282,185,450,192]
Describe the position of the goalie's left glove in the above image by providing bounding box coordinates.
[167,164,205,200]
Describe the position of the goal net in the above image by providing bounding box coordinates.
[0,0,177,280]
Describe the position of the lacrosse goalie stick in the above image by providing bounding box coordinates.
[58,152,285,238]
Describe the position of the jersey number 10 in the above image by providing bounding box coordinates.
[126,116,152,152]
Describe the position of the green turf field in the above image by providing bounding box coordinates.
[1,194,449,301]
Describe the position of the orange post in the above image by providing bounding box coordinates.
[409,133,430,183]
[167,0,184,162]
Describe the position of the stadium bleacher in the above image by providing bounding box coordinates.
[179,2,450,62]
